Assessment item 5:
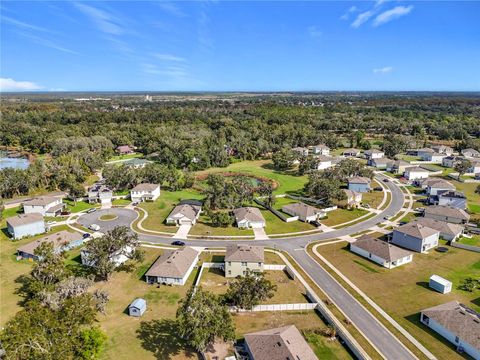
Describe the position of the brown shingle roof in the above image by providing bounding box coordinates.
[168,202,201,221]
[233,207,265,223]
[7,213,44,227]
[131,183,159,192]
[423,206,470,221]
[413,218,464,237]
[23,196,59,206]
[145,247,199,278]
[426,179,455,190]
[422,301,480,349]
[348,176,371,185]
[282,202,323,219]
[395,222,439,239]
[17,230,82,257]
[244,325,318,360]
[225,245,264,263]
[352,235,412,262]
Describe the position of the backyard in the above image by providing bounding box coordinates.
[316,240,480,360]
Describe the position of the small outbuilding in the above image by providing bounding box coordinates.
[429,275,452,294]
[129,298,147,317]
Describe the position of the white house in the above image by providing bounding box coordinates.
[130,183,160,202]
[404,166,430,181]
[420,301,480,360]
[431,145,454,156]
[309,144,330,156]
[145,246,199,285]
[414,218,464,241]
[426,179,455,196]
[292,147,309,157]
[461,148,480,158]
[442,156,458,168]
[438,191,467,210]
[418,148,435,160]
[81,245,134,267]
[343,189,363,207]
[166,201,202,226]
[468,160,480,174]
[88,184,113,204]
[315,155,333,170]
[342,148,361,157]
[233,207,266,229]
[281,202,325,222]
[6,213,46,240]
[425,152,446,163]
[364,149,384,160]
[23,196,65,217]
[391,222,439,253]
[350,235,413,269]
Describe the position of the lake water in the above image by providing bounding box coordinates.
[0,153,30,170]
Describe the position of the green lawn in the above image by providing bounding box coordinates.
[64,199,99,213]
[138,189,204,233]
[458,235,480,247]
[445,179,480,214]
[195,160,307,195]
[112,198,131,206]
[317,241,480,360]
[361,182,385,209]
[321,208,368,227]
[272,196,300,211]
[260,207,316,235]
[189,214,253,237]
[108,153,143,162]
[84,174,100,186]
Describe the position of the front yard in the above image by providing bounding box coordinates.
[321,208,369,227]
[189,214,254,237]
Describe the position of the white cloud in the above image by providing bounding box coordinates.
[1,15,51,33]
[156,1,187,17]
[74,3,124,35]
[340,6,357,20]
[373,66,393,74]
[373,5,413,27]
[351,10,375,28]
[308,26,322,39]
[16,32,79,55]
[0,78,44,91]
[152,53,186,62]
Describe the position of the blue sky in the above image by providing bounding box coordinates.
[1,1,479,91]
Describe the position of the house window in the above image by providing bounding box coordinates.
[258,262,262,266]
[422,314,429,325]
[241,262,247,266]
[228,262,231,266]
[455,336,459,343]
[228,270,231,275]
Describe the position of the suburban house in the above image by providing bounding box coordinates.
[145,246,199,285]
[420,301,480,360]
[128,298,146,317]
[467,160,480,174]
[282,202,325,222]
[233,207,266,229]
[391,222,440,253]
[343,189,363,208]
[6,213,46,240]
[124,158,150,169]
[244,325,318,360]
[413,218,464,241]
[387,159,410,174]
[404,166,430,181]
[81,245,134,268]
[424,152,446,163]
[23,196,65,217]
[350,235,413,269]
[461,148,480,158]
[438,191,467,210]
[423,205,470,224]
[442,156,458,168]
[417,148,435,160]
[342,148,361,157]
[166,200,202,226]
[309,144,330,156]
[292,147,309,157]
[88,184,113,204]
[431,145,454,156]
[418,177,445,190]
[130,183,160,202]
[116,145,134,155]
[225,244,264,278]
[426,179,455,196]
[364,149,384,160]
[348,176,371,193]
[17,230,84,261]
[370,157,392,170]
[315,155,333,170]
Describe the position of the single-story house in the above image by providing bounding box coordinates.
[145,246,199,285]
[418,148,435,160]
[387,160,410,174]
[116,145,134,155]
[364,149,384,160]
[404,166,430,181]
[128,298,146,317]
[88,184,113,204]
[17,230,84,261]
[420,301,480,360]
[423,205,470,224]
[348,176,371,193]
[81,245,134,268]
[461,148,480,158]
[7,213,46,240]
[342,148,361,157]
[282,202,325,222]
[431,145,454,156]
[369,157,393,170]
[233,207,266,229]
[166,200,202,226]
[309,144,330,156]
[413,218,464,241]
[438,191,467,210]
[315,155,333,170]
[23,196,65,217]
[391,222,439,253]
[130,183,160,202]
[350,235,413,269]
[124,158,150,169]
[225,244,264,278]
[244,325,318,360]
[424,152,446,163]
[343,189,363,207]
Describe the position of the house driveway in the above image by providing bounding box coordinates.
[173,224,192,239]
[253,227,269,240]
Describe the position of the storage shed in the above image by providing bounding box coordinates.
[129,298,147,317]
[429,275,452,294]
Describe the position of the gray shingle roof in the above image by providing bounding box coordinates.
[168,202,202,221]
[131,183,159,192]
[7,213,44,227]
[225,245,264,263]
[23,196,59,206]
[352,235,412,262]
[423,206,470,221]
[348,176,371,185]
[394,222,439,239]
[145,247,199,278]
[282,202,323,219]
[17,230,82,257]
[413,218,464,238]
[233,207,265,223]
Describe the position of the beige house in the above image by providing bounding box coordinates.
[130,183,160,202]
[23,196,65,217]
[281,202,325,222]
[145,246,199,285]
[166,200,202,226]
[233,207,266,229]
[224,244,264,278]
[343,189,363,208]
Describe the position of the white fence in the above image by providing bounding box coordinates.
[232,303,318,312]
[285,216,299,222]
[264,264,286,270]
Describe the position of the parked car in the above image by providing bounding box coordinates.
[82,233,91,239]
[87,208,97,214]
[132,202,139,206]
[383,179,389,183]
[374,187,383,191]
[363,203,370,209]
[60,211,71,216]
[383,216,390,220]
[171,241,185,246]
[89,224,100,231]
[311,220,321,227]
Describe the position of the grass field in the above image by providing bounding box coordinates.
[189,214,254,237]
[260,207,316,234]
[108,153,143,162]
[321,208,369,227]
[458,235,480,247]
[112,198,132,206]
[439,178,480,214]
[64,199,99,213]
[195,160,307,195]
[139,190,204,233]
[84,174,100,186]
[361,185,385,209]
[317,241,480,360]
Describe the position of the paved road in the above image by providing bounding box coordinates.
[78,175,415,359]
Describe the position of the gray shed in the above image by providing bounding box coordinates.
[429,275,452,294]
[128,298,147,317]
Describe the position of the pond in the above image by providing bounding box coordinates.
[0,151,30,170]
